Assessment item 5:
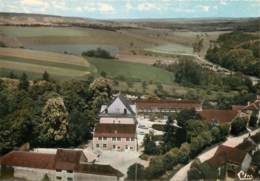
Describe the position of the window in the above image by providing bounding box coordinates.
[126,138,130,141]
[67,170,73,173]
[125,145,128,149]
[131,138,135,141]
[105,108,108,113]
[112,137,116,141]
[124,108,127,114]
[67,178,73,181]
[56,176,62,180]
[96,144,99,148]
[117,137,121,141]
[130,147,133,150]
[56,169,61,172]
[98,137,102,141]
[113,145,116,149]
[103,137,107,140]
[103,144,107,148]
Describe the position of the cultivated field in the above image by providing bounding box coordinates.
[0,26,226,64]
[0,48,93,80]
[88,57,174,84]
[145,43,193,55]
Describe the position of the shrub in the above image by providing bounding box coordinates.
[231,117,247,136]
[145,156,165,179]
[82,48,114,59]
[163,148,179,170]
[127,163,145,180]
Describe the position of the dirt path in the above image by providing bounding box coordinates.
[170,128,260,181]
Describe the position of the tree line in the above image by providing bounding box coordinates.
[0,72,113,155]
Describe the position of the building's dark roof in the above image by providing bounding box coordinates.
[135,99,201,110]
[0,151,55,170]
[78,163,124,177]
[199,109,238,124]
[94,123,136,137]
[207,145,248,167]
[54,149,87,171]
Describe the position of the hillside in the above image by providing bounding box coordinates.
[125,18,260,32]
[0,48,92,80]
[0,12,137,29]
[0,13,259,32]
[206,31,260,78]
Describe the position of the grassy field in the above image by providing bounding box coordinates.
[145,43,193,55]
[88,57,174,84]
[0,48,94,80]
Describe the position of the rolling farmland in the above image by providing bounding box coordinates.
[0,48,93,80]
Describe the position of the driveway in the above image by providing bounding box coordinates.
[170,128,260,181]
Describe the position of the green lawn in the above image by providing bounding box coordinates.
[88,57,175,84]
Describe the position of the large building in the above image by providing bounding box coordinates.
[93,94,138,151]
[0,149,123,181]
[136,99,202,114]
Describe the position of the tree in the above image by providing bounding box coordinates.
[19,73,29,90]
[42,174,50,181]
[249,110,258,127]
[0,92,9,118]
[145,156,165,179]
[178,143,191,164]
[143,132,158,155]
[175,60,204,85]
[163,148,179,170]
[42,71,50,81]
[176,109,200,128]
[67,110,95,146]
[193,35,204,55]
[100,71,107,78]
[163,116,176,151]
[127,163,145,180]
[210,126,221,143]
[219,123,230,140]
[8,71,17,79]
[39,97,69,146]
[186,120,208,141]
[230,117,247,136]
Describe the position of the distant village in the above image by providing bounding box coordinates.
[0,94,260,181]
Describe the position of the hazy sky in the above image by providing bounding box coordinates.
[0,0,259,19]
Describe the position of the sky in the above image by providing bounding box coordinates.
[0,0,259,19]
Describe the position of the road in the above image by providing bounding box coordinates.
[170,128,260,181]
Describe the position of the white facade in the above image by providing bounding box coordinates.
[11,166,122,181]
[99,117,135,124]
[93,137,137,151]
